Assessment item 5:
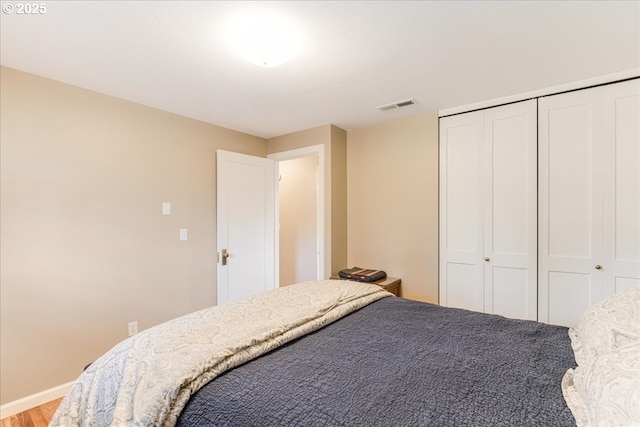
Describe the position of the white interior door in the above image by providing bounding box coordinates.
[217,150,275,305]
[538,88,604,327]
[483,100,537,321]
[439,111,484,312]
[603,79,640,294]
[440,101,536,319]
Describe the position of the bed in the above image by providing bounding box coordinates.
[50,280,640,427]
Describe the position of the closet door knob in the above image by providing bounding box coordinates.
[484,257,490,262]
[595,264,602,270]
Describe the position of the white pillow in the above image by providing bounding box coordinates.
[562,342,640,427]
[569,285,640,366]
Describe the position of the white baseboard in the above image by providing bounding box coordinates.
[0,381,73,419]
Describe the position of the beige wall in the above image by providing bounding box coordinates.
[267,125,329,154]
[347,112,439,303]
[267,125,348,277]
[0,67,266,404]
[0,66,438,407]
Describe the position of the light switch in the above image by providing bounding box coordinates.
[179,228,188,241]
[162,202,171,215]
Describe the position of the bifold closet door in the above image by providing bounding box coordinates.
[538,78,640,327]
[439,111,484,312]
[483,101,537,321]
[539,88,604,327]
[602,79,640,296]
[440,100,537,320]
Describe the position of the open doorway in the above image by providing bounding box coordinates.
[278,156,318,285]
[268,145,325,287]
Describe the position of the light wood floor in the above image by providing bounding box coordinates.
[0,398,62,427]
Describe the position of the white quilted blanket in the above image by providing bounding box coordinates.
[49,280,390,427]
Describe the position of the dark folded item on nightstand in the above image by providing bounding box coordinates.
[339,267,387,282]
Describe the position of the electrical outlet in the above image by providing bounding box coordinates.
[128,321,138,337]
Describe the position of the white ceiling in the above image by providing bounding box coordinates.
[1,1,639,139]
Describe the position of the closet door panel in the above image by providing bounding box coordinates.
[492,266,529,319]
[484,100,537,320]
[548,271,592,326]
[444,123,482,252]
[439,112,484,312]
[445,263,479,310]
[489,113,530,254]
[539,88,604,326]
[615,277,640,292]
[604,79,640,295]
[547,104,594,258]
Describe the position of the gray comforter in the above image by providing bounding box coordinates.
[50,281,389,427]
[177,297,576,426]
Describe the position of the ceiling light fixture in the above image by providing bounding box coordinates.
[227,12,302,68]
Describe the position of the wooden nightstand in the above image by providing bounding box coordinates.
[330,276,401,297]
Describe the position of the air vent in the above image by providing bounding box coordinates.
[376,98,418,112]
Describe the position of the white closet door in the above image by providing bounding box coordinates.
[439,111,484,312]
[440,102,536,317]
[603,79,640,294]
[538,88,605,327]
[483,100,537,320]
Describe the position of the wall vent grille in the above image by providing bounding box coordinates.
[376,98,418,111]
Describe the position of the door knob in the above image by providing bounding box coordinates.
[221,249,230,266]
[595,264,602,270]
[484,257,490,262]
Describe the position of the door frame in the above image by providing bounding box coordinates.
[268,144,325,285]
